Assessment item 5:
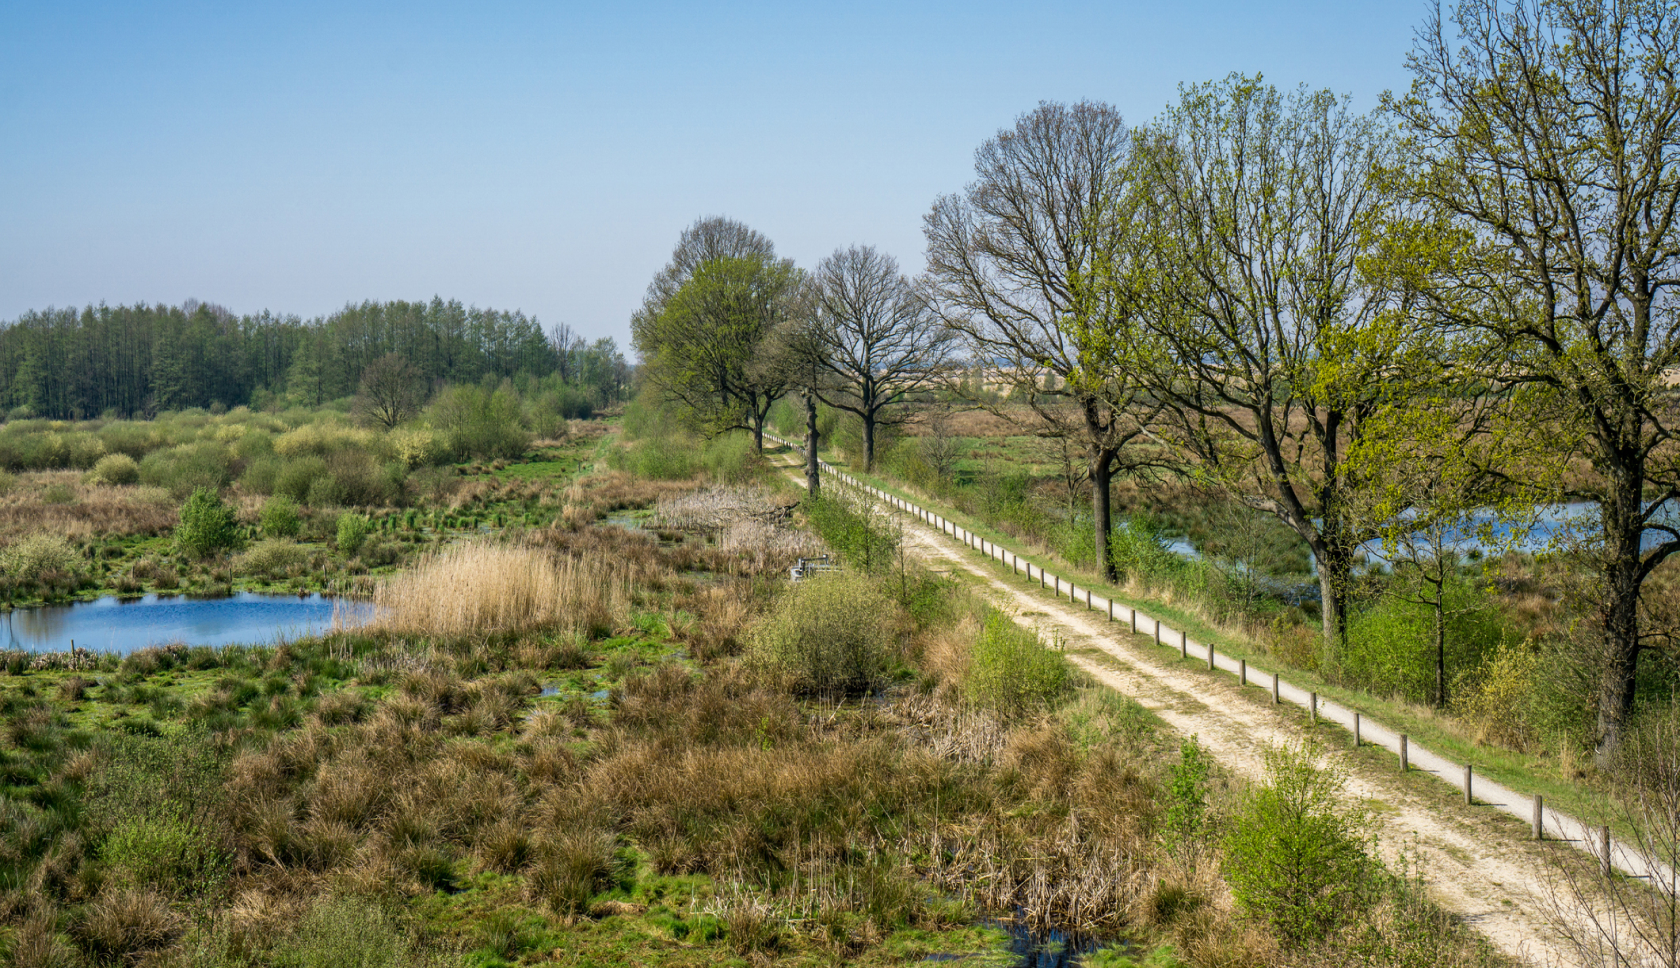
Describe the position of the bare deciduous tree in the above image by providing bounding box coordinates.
[355,352,424,430]
[924,99,1154,582]
[1542,699,1680,967]
[808,245,956,470]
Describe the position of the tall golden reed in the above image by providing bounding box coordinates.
[366,541,628,637]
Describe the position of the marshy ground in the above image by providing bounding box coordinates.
[0,419,1508,968]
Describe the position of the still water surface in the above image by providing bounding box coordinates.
[1,593,373,654]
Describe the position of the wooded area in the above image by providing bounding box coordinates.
[0,298,629,419]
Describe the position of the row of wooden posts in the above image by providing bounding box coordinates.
[771,435,1624,879]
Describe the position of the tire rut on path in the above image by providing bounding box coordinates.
[770,454,1580,966]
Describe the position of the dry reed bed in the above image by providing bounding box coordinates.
[366,541,631,637]
[652,484,783,533]
[558,470,698,527]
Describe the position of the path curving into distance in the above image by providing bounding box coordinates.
[767,433,1673,965]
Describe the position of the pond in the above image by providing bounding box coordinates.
[0,593,374,655]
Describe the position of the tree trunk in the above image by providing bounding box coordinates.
[804,390,820,500]
[1091,450,1116,583]
[862,412,876,472]
[1595,501,1647,768]
[751,410,765,454]
[1434,597,1447,708]
[1314,535,1352,647]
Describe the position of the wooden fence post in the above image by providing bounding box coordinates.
[1178,629,1186,658]
[1107,599,1114,622]
[1309,692,1318,725]
[1239,659,1247,686]
[1601,826,1613,877]
[1464,765,1474,806]
[1533,795,1543,840]
[1129,609,1137,633]
[1271,673,1279,704]
[1400,735,1409,772]
[1353,713,1361,747]
[1154,621,1162,646]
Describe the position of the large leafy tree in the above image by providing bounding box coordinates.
[809,245,956,471]
[1132,76,1408,644]
[1391,0,1680,764]
[924,100,1154,582]
[635,253,800,450]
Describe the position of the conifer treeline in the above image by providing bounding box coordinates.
[0,297,624,419]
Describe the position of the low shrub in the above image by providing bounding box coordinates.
[235,540,309,578]
[1222,742,1374,945]
[965,609,1071,720]
[337,514,370,556]
[277,455,330,504]
[88,452,141,486]
[176,488,243,558]
[1338,578,1516,705]
[429,383,531,460]
[326,449,401,506]
[609,435,701,480]
[389,426,444,469]
[139,441,233,499]
[803,487,899,574]
[0,532,83,585]
[240,455,283,495]
[260,496,302,537]
[701,432,758,484]
[1452,639,1544,751]
[748,571,902,695]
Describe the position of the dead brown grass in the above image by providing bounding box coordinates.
[0,472,175,541]
[559,470,699,526]
[368,541,630,637]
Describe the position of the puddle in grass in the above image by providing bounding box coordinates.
[927,919,1107,967]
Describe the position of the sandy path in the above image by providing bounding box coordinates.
[768,450,1587,966]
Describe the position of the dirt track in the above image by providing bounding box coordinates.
[770,451,1590,966]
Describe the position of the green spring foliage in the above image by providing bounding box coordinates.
[1222,742,1374,945]
[965,609,1072,721]
[258,496,301,537]
[336,513,370,556]
[748,571,903,696]
[174,488,243,558]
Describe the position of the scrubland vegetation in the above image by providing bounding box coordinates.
[0,384,610,606]
[0,407,1509,967]
[1,0,1675,962]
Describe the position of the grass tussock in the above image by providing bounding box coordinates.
[370,540,629,637]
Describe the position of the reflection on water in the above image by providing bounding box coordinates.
[1,593,374,654]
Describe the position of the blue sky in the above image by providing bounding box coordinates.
[0,1,1422,348]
